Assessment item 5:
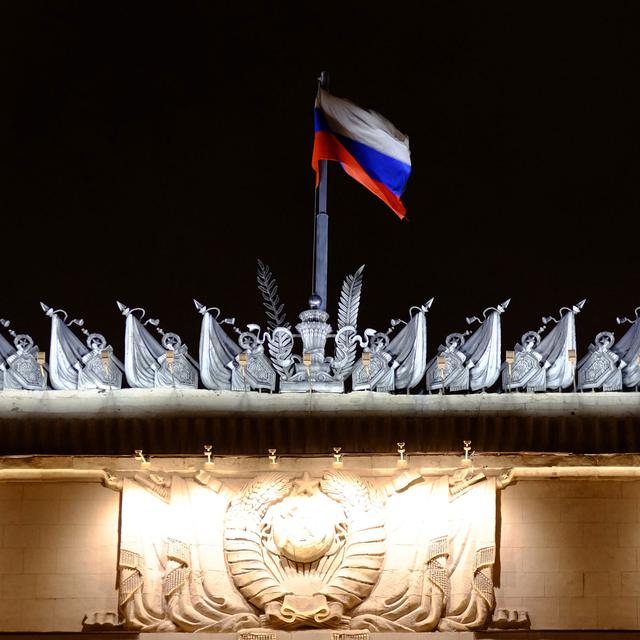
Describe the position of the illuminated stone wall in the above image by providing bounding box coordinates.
[0,481,119,630]
[0,461,639,633]
[497,479,640,630]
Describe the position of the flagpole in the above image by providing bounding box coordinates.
[313,70,329,310]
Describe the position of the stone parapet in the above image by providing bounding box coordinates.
[0,390,639,456]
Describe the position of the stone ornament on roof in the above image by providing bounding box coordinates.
[502,299,586,393]
[0,317,47,390]
[117,301,198,389]
[425,299,510,394]
[41,302,123,391]
[2,292,640,394]
[577,331,624,391]
[613,306,640,389]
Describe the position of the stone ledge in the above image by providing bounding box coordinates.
[0,388,638,420]
[1,389,638,456]
[3,461,640,485]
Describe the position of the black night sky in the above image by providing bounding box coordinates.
[2,3,639,362]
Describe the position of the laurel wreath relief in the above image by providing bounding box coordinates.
[223,471,386,628]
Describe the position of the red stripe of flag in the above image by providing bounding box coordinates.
[312,131,406,220]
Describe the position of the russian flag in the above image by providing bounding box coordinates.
[312,88,412,219]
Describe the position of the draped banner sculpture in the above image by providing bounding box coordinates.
[117,468,497,633]
[3,290,640,394]
[502,300,585,392]
[612,307,640,390]
[117,301,199,389]
[425,300,509,393]
[577,331,623,392]
[41,303,123,391]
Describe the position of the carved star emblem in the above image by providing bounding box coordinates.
[292,471,319,496]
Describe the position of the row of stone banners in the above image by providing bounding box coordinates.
[2,294,639,395]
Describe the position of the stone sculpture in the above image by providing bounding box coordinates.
[351,330,397,392]
[41,303,123,390]
[0,318,47,390]
[267,263,365,393]
[117,301,198,389]
[6,295,640,394]
[502,300,586,392]
[502,330,547,392]
[577,331,624,391]
[194,300,240,390]
[231,326,277,392]
[613,307,640,389]
[426,300,509,393]
[254,261,432,393]
[117,467,497,632]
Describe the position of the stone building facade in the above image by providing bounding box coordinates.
[0,389,639,638]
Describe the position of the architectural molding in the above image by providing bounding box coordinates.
[1,388,639,420]
[3,462,640,490]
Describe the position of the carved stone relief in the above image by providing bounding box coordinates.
[116,467,499,633]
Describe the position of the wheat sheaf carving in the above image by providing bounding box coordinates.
[224,474,294,608]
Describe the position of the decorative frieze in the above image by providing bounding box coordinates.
[116,468,497,632]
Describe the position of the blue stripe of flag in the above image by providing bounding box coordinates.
[314,108,330,132]
[314,108,411,197]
